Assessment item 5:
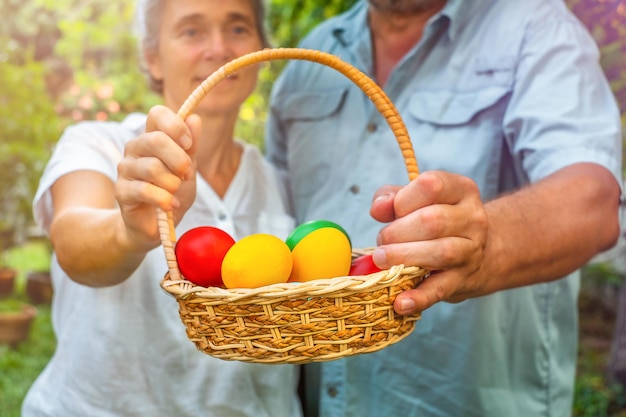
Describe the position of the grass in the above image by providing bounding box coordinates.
[0,306,54,416]
[0,241,55,417]
[574,277,626,417]
[1,242,625,416]
[4,239,52,293]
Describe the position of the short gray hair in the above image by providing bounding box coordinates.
[134,0,271,94]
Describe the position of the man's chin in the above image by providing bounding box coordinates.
[367,0,445,15]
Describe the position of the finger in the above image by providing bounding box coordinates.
[184,113,202,160]
[376,202,473,245]
[116,178,181,212]
[145,105,193,150]
[124,132,194,181]
[393,268,478,315]
[394,171,480,218]
[117,155,183,195]
[372,237,476,271]
[370,185,402,223]
[393,273,450,315]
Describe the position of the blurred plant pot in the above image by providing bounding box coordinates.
[0,303,37,348]
[0,267,17,297]
[26,270,53,305]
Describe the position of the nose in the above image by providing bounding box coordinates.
[202,29,231,61]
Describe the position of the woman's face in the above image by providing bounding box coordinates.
[146,0,263,116]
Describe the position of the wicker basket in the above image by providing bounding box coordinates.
[159,48,429,364]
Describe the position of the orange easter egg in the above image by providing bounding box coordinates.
[287,220,352,282]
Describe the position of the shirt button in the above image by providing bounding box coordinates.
[218,213,227,221]
[349,185,360,194]
[366,122,377,133]
[327,387,338,398]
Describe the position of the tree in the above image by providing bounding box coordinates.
[0,0,159,247]
[0,57,58,244]
[0,4,60,246]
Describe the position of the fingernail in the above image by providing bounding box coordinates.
[397,297,415,315]
[181,134,192,150]
[374,193,392,203]
[372,247,386,266]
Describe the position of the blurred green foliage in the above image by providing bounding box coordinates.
[574,374,626,417]
[0,57,57,247]
[0,0,160,249]
[0,241,54,417]
[0,0,623,241]
[0,0,359,244]
[0,305,55,417]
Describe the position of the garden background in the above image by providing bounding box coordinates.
[0,0,625,416]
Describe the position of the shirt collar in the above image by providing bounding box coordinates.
[331,0,488,45]
[441,0,491,41]
[329,0,368,47]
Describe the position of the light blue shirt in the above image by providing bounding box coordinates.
[266,0,623,416]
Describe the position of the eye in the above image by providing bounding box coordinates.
[180,22,206,39]
[230,24,251,36]
[182,27,198,38]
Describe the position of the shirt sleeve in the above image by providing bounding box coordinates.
[32,121,127,234]
[503,13,623,187]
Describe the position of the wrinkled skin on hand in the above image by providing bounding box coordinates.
[370,164,622,317]
[369,171,489,315]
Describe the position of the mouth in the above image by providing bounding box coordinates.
[195,72,238,84]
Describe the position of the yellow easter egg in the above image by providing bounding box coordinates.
[222,234,293,289]
[289,227,352,282]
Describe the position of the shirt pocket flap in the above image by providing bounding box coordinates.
[408,86,510,126]
[279,88,348,121]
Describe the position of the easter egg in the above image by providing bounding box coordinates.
[286,220,351,250]
[175,226,236,287]
[349,254,383,276]
[221,234,293,289]
[287,220,352,282]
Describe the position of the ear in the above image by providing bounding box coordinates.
[144,46,164,82]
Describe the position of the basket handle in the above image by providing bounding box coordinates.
[158,48,419,281]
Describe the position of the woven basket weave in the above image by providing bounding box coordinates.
[159,48,428,364]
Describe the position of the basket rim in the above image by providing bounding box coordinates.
[160,264,428,302]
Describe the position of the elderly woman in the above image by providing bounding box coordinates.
[22,1,300,416]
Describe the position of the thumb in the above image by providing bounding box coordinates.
[393,273,448,315]
[370,185,402,223]
[185,113,202,160]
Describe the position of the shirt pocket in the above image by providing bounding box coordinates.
[407,86,510,126]
[406,86,511,198]
[279,87,349,201]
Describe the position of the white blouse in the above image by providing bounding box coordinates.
[23,113,301,417]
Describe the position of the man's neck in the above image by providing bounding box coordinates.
[368,1,445,86]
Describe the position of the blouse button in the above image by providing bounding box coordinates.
[349,185,360,194]
[366,122,377,133]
